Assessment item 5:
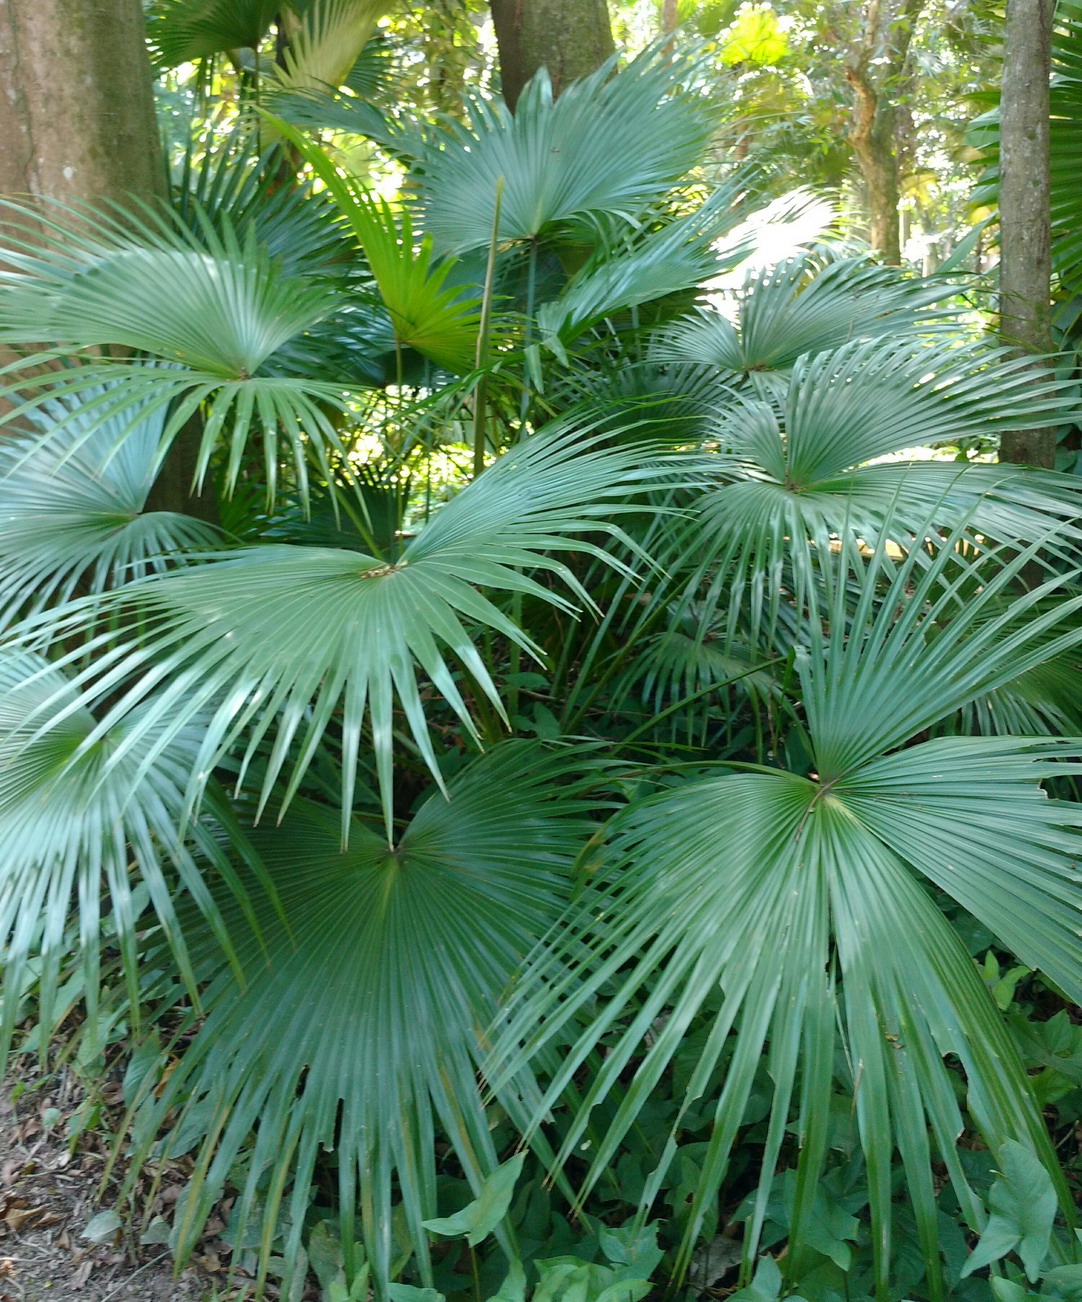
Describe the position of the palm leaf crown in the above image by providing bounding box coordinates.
[1,32,1081,1302]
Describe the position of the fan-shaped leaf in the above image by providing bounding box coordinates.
[0,387,219,626]
[130,743,595,1291]
[406,49,714,256]
[11,421,674,842]
[0,650,248,1061]
[146,0,278,67]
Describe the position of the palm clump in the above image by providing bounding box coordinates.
[0,37,1081,1302]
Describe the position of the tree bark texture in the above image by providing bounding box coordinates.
[998,0,1056,468]
[0,0,166,211]
[490,0,616,111]
[0,0,217,519]
[844,0,924,265]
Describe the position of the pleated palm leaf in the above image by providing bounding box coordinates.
[126,742,596,1294]
[402,48,714,257]
[0,387,219,628]
[0,200,350,502]
[489,523,1082,1299]
[0,649,253,1061]
[275,0,392,94]
[275,122,487,373]
[645,338,1082,655]
[649,253,962,402]
[146,0,279,67]
[8,421,675,844]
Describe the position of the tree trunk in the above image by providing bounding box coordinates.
[847,74,902,264]
[0,0,217,520]
[0,0,166,210]
[490,0,616,111]
[998,0,1056,468]
[844,0,924,265]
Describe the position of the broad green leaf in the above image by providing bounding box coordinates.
[423,1153,526,1245]
[962,1141,1058,1281]
[405,49,713,255]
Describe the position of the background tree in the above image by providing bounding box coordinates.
[490,0,616,108]
[997,0,1056,467]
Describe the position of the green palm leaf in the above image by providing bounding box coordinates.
[0,199,351,500]
[146,0,278,66]
[129,742,596,1292]
[651,254,960,383]
[276,0,392,93]
[405,49,714,256]
[652,339,1082,652]
[12,422,672,842]
[0,650,250,1060]
[0,387,219,626]
[489,531,1082,1296]
[273,122,485,372]
[535,186,751,358]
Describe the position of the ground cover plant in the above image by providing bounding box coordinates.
[3,26,1082,1302]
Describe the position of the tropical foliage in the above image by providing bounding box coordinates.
[3,13,1082,1302]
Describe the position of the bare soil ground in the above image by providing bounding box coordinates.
[0,1069,216,1302]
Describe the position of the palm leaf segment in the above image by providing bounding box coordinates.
[405,48,715,257]
[129,743,595,1294]
[0,650,248,1061]
[14,423,669,843]
[491,533,1082,1299]
[0,199,349,502]
[647,338,1082,653]
[0,387,219,628]
[275,121,484,373]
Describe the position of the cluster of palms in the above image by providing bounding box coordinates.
[2,13,1082,1300]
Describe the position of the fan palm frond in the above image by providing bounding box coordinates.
[10,422,675,842]
[404,49,714,256]
[0,650,251,1060]
[490,529,1082,1297]
[0,387,219,627]
[0,198,351,501]
[129,742,596,1293]
[276,0,392,93]
[146,0,278,67]
[272,124,485,373]
[650,254,962,384]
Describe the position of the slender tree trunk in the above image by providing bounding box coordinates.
[490,0,616,111]
[998,0,1056,468]
[0,0,217,520]
[844,0,924,265]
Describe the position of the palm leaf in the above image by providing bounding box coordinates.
[276,0,392,93]
[535,185,751,357]
[0,650,252,1061]
[271,122,485,372]
[10,421,674,842]
[146,0,278,66]
[0,387,219,627]
[489,530,1082,1296]
[650,340,1082,654]
[128,742,596,1292]
[0,198,351,501]
[404,48,714,256]
[651,254,960,383]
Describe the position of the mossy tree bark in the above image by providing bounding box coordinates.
[490,0,616,111]
[997,0,1056,469]
[0,0,217,520]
